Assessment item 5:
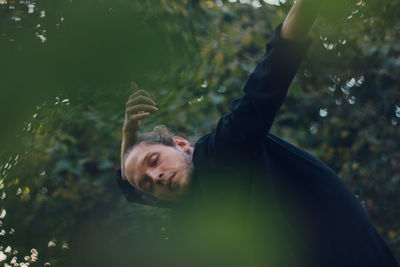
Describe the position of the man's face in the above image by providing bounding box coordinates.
[124,138,194,202]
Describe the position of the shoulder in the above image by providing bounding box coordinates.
[266,134,334,173]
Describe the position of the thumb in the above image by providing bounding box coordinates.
[130,82,139,92]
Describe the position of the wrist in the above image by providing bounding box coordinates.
[122,129,137,138]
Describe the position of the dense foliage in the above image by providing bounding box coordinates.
[1,0,399,265]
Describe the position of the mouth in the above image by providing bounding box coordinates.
[167,172,176,191]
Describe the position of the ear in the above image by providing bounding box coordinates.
[173,136,193,155]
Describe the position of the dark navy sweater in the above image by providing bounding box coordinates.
[170,24,398,267]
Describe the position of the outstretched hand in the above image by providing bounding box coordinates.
[123,83,158,137]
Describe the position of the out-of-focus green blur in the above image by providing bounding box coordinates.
[0,0,399,265]
[0,0,192,152]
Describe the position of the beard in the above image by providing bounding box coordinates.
[174,148,195,196]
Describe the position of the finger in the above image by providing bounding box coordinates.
[126,105,158,115]
[129,112,150,121]
[126,104,158,115]
[130,82,139,91]
[126,95,157,107]
[130,89,151,99]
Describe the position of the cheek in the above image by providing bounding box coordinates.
[161,153,181,169]
[177,172,191,192]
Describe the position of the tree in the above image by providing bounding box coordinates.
[0,0,398,265]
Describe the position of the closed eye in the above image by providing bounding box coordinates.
[149,154,159,167]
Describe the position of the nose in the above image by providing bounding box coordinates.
[149,170,164,185]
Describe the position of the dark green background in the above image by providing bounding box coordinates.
[0,0,399,265]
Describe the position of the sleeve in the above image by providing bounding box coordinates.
[204,24,311,159]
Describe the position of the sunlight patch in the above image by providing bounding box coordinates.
[263,0,286,6]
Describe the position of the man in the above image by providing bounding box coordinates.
[117,0,399,266]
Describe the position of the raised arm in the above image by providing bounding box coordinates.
[281,0,320,42]
[121,83,158,178]
[200,1,322,159]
